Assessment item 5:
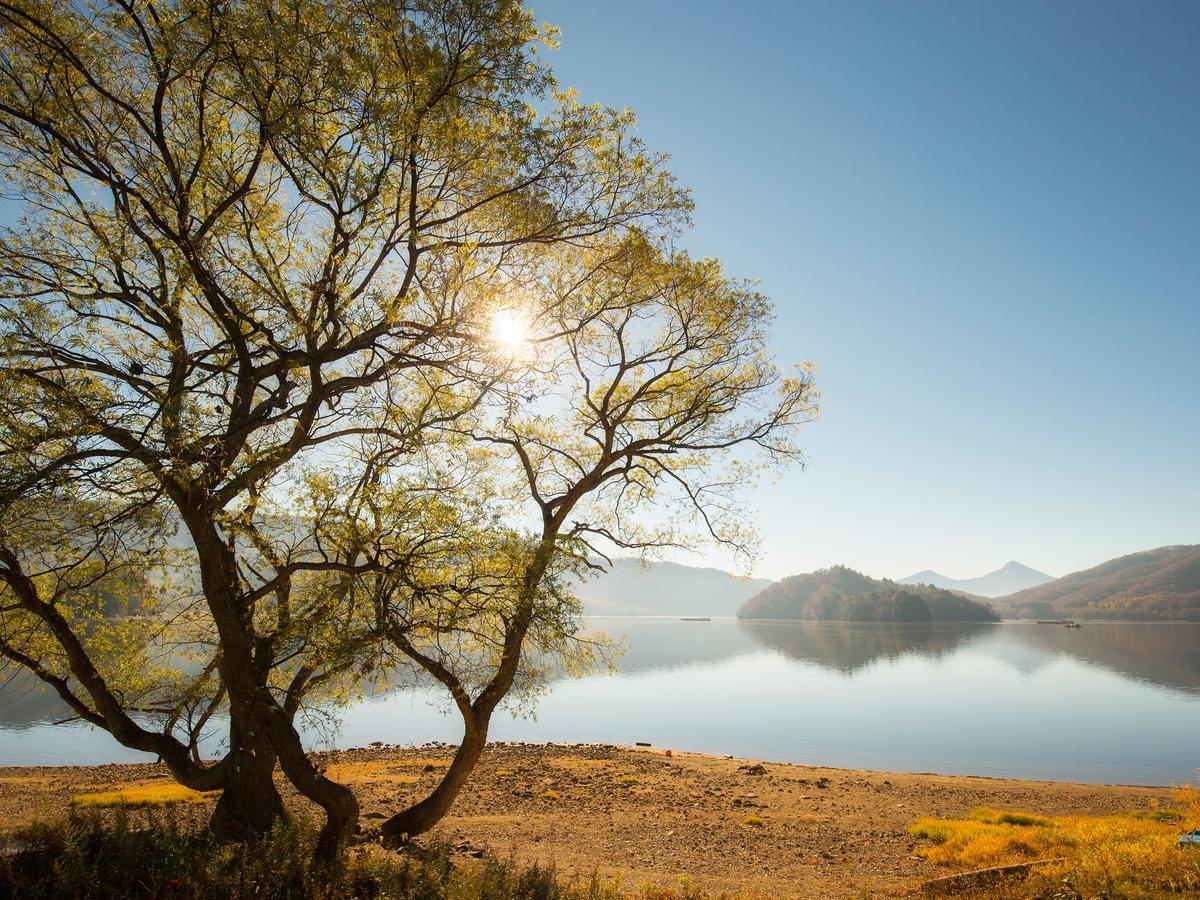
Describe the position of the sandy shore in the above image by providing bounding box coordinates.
[0,743,1174,898]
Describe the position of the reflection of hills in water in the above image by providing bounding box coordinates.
[5,621,1200,728]
[975,623,1200,696]
[601,619,1200,695]
[591,618,759,673]
[0,673,75,728]
[737,620,995,673]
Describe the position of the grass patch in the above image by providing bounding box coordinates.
[742,816,764,828]
[909,792,1200,898]
[968,807,1053,827]
[71,784,217,809]
[617,775,639,786]
[539,790,561,801]
[325,761,418,785]
[495,769,515,777]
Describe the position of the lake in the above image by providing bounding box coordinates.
[2,619,1198,786]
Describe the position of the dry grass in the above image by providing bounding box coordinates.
[325,761,416,784]
[742,816,764,828]
[70,783,218,808]
[910,793,1200,898]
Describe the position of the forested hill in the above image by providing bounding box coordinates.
[995,545,1200,620]
[737,566,999,622]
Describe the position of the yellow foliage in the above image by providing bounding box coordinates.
[1176,782,1200,829]
[742,816,764,828]
[910,803,1200,897]
[71,783,218,809]
[539,790,560,800]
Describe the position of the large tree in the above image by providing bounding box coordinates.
[358,234,817,842]
[0,0,682,853]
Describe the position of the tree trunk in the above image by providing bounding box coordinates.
[261,703,359,860]
[208,711,286,842]
[380,711,487,845]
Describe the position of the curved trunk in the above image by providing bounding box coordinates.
[264,704,359,860]
[208,712,286,842]
[380,711,487,845]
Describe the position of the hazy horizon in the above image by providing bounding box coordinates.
[537,0,1199,582]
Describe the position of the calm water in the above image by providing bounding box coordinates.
[2,620,1198,786]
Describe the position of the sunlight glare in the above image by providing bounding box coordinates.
[490,308,531,355]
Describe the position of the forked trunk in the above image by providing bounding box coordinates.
[379,712,487,845]
[208,712,286,842]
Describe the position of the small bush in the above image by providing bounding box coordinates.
[617,775,639,786]
[540,790,561,801]
[968,807,1053,827]
[742,816,764,828]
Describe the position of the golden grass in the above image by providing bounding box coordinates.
[71,783,218,809]
[539,790,561,800]
[617,775,639,786]
[742,816,764,828]
[325,761,416,784]
[910,797,1200,898]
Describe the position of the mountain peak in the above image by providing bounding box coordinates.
[898,561,1053,598]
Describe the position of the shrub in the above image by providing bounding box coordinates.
[0,811,777,899]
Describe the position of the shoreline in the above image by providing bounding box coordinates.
[0,742,1177,898]
[0,739,1183,790]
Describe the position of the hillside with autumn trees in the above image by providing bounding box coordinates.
[995,545,1200,620]
[737,566,1000,622]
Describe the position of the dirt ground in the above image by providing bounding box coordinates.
[0,743,1175,898]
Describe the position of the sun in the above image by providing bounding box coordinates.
[489,308,531,355]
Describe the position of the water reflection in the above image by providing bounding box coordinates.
[4,620,1200,783]
[594,618,1200,694]
[736,620,995,673]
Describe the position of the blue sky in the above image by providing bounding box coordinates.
[535,0,1200,581]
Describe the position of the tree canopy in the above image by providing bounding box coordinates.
[0,0,814,852]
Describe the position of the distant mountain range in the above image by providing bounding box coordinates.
[738,566,999,622]
[993,545,1200,621]
[571,546,1200,622]
[572,559,772,617]
[899,561,1053,598]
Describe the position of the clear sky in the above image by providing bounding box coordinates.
[535,0,1200,581]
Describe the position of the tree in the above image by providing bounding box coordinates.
[367,234,816,842]
[0,0,682,853]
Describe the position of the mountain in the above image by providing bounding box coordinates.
[995,545,1200,621]
[572,559,773,617]
[899,561,1053,598]
[738,565,999,622]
